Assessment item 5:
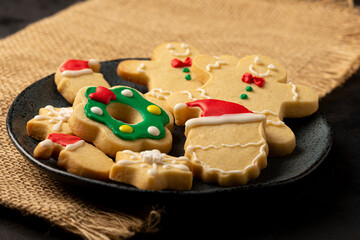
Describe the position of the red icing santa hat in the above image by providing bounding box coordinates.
[60,59,99,77]
[40,133,85,151]
[175,99,265,130]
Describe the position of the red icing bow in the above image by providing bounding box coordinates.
[242,73,265,87]
[171,57,192,68]
[89,86,116,105]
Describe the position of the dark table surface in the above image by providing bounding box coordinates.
[1,1,360,239]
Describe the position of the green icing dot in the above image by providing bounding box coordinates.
[245,86,253,92]
[240,94,248,99]
[182,68,190,72]
[185,74,191,80]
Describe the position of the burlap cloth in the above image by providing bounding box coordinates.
[1,0,360,239]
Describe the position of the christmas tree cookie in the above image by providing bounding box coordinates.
[55,59,110,103]
[168,55,319,156]
[174,99,268,187]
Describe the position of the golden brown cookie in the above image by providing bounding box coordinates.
[110,149,192,190]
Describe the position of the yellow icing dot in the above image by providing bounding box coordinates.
[119,125,133,133]
[147,105,161,115]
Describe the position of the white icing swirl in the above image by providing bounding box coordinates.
[34,105,72,131]
[206,60,227,72]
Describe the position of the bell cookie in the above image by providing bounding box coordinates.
[110,149,192,190]
[117,42,205,109]
[69,85,174,157]
[27,105,73,140]
[34,133,114,181]
[55,59,110,103]
[168,54,319,156]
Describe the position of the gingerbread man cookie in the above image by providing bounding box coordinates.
[69,85,173,157]
[34,133,114,181]
[110,149,192,190]
[117,42,205,109]
[174,99,268,187]
[55,59,110,103]
[27,105,73,140]
[168,55,319,156]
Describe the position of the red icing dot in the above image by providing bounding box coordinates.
[171,57,192,68]
[60,59,90,72]
[89,86,116,105]
[241,73,265,87]
[47,133,82,146]
[186,99,252,117]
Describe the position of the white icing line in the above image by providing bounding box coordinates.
[65,140,85,151]
[146,88,173,100]
[180,88,211,101]
[40,139,53,148]
[169,48,190,57]
[34,106,73,131]
[266,120,286,126]
[249,56,277,77]
[137,63,145,72]
[288,82,299,101]
[185,113,266,130]
[206,60,227,72]
[61,68,93,77]
[117,150,190,176]
[186,140,267,174]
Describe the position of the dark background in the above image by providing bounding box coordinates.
[1,1,360,239]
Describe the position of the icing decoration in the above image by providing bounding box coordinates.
[186,140,267,174]
[183,99,265,129]
[240,94,248,99]
[245,86,253,92]
[60,59,99,77]
[137,63,145,72]
[180,87,211,101]
[288,82,299,101]
[183,68,190,73]
[185,74,191,80]
[147,105,161,115]
[117,150,189,176]
[46,133,85,151]
[91,106,103,116]
[252,110,286,127]
[89,86,117,105]
[206,60,227,72]
[171,57,192,68]
[166,43,190,57]
[84,86,170,141]
[146,88,173,100]
[121,89,133,97]
[249,56,277,77]
[241,73,265,87]
[34,105,73,131]
[40,139,53,148]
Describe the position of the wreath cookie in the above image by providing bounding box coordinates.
[69,85,174,157]
[55,59,110,103]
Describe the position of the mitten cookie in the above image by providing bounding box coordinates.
[175,99,268,187]
[168,55,318,156]
[55,59,110,103]
[27,105,73,140]
[110,149,192,190]
[34,133,114,181]
[69,85,173,157]
[117,42,205,109]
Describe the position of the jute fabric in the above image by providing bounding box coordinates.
[0,0,359,239]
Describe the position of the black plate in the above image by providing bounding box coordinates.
[6,58,332,196]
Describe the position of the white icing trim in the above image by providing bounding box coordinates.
[167,43,190,57]
[180,87,211,101]
[186,140,267,174]
[61,68,93,77]
[288,82,299,101]
[146,88,173,100]
[65,140,85,151]
[206,60,227,72]
[174,103,188,111]
[117,150,190,176]
[266,120,286,126]
[87,59,99,67]
[34,106,73,131]
[185,113,266,130]
[166,43,174,49]
[40,139,53,148]
[249,56,277,77]
[137,63,145,72]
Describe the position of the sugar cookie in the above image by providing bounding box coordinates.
[55,59,110,103]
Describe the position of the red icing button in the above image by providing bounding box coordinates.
[241,73,265,87]
[171,57,192,68]
[60,59,90,72]
[89,86,116,105]
[186,99,252,117]
[47,133,82,146]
